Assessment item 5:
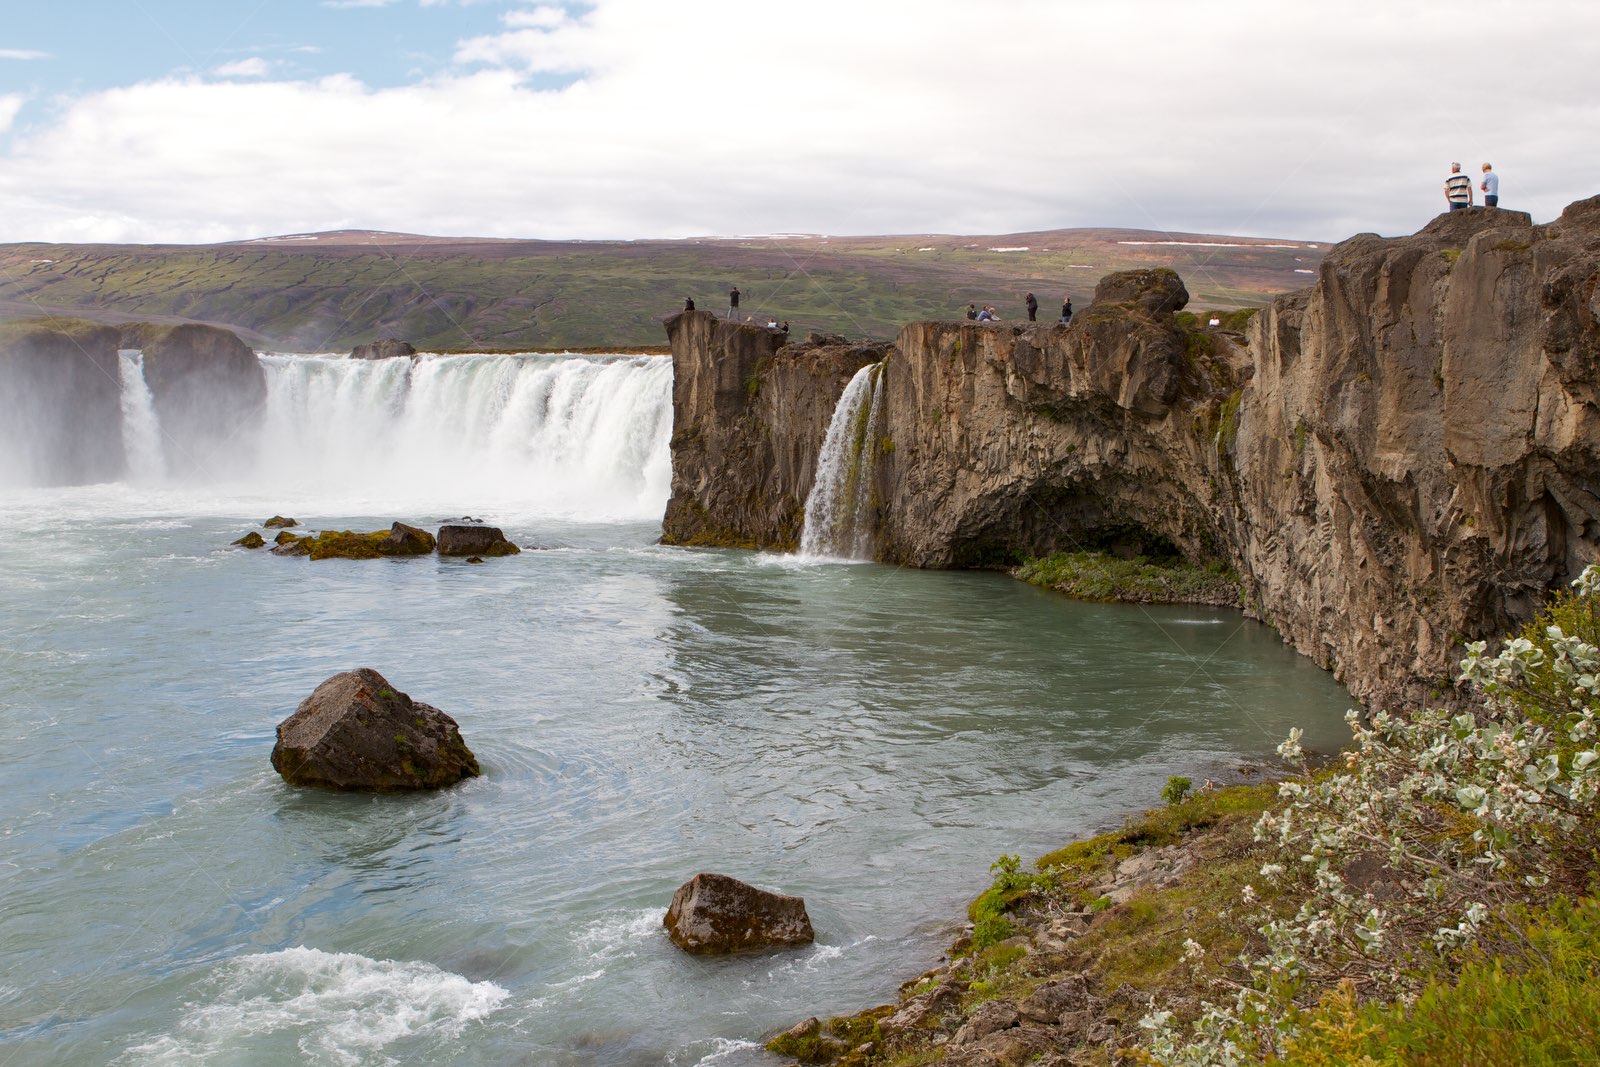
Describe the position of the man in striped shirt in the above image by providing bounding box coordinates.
[1445,162,1474,210]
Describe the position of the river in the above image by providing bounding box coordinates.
[0,351,1353,1065]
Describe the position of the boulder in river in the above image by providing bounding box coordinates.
[232,531,265,549]
[304,522,437,559]
[663,872,815,955]
[263,515,299,529]
[271,668,480,791]
[437,524,520,557]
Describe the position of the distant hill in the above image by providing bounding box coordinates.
[0,227,1327,351]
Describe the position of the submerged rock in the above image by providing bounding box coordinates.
[663,872,814,955]
[270,667,480,791]
[232,531,265,549]
[437,524,520,557]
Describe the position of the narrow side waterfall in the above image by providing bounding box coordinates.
[799,360,886,559]
[117,350,167,484]
[251,353,674,519]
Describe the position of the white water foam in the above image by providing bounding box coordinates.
[117,947,509,1066]
[117,350,167,485]
[250,353,673,519]
[798,361,885,560]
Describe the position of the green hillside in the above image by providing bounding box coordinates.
[0,227,1327,351]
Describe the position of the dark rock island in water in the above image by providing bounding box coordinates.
[663,872,815,955]
[271,668,480,791]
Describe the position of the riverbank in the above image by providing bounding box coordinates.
[765,570,1600,1065]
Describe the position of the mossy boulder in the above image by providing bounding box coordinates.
[273,529,301,545]
[302,522,437,560]
[263,515,299,529]
[663,872,814,955]
[437,524,520,557]
[271,534,311,556]
[270,667,480,791]
[232,531,265,549]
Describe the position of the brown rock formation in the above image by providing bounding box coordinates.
[663,872,815,955]
[660,200,1600,710]
[350,338,417,360]
[132,323,266,476]
[661,310,884,550]
[0,317,125,485]
[437,524,519,557]
[270,668,480,791]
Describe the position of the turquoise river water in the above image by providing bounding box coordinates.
[0,352,1354,1066]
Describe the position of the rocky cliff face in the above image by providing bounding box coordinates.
[124,322,267,476]
[0,318,125,486]
[662,200,1600,709]
[661,310,885,550]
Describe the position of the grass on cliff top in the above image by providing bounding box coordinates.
[0,315,113,346]
[1015,550,1244,607]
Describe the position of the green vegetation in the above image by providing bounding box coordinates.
[1161,776,1193,806]
[1015,550,1243,606]
[0,230,1322,351]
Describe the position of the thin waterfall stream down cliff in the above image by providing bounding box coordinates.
[798,360,885,559]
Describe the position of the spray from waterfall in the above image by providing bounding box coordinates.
[118,350,167,484]
[799,360,886,559]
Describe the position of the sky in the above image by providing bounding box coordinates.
[0,0,1594,245]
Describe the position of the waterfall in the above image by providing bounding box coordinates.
[799,360,886,559]
[250,353,675,519]
[118,350,167,484]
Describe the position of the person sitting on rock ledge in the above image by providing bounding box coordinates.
[684,296,695,311]
[976,305,998,321]
[965,303,978,320]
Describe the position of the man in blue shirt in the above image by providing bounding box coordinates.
[1480,163,1499,208]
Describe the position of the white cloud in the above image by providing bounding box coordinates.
[1,0,1598,245]
[0,48,51,60]
[0,94,25,134]
[213,58,274,79]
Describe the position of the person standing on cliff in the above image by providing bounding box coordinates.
[1480,163,1499,207]
[1060,295,1072,324]
[1445,162,1474,210]
[684,296,695,311]
[729,286,741,317]
[1025,292,1038,321]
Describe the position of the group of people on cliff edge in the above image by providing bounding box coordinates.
[968,295,1071,324]
[1445,162,1499,210]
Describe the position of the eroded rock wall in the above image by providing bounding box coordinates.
[661,310,884,550]
[0,319,125,486]
[1233,200,1600,704]
[663,200,1600,709]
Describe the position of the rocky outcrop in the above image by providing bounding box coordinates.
[437,524,519,557]
[133,323,266,476]
[661,310,885,550]
[663,872,815,955]
[1230,202,1599,704]
[0,317,125,485]
[350,338,417,360]
[662,200,1600,709]
[270,668,480,791]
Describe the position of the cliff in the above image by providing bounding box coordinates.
[660,311,886,550]
[661,199,1600,709]
[0,318,265,486]
[0,317,125,485]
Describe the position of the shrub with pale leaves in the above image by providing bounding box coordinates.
[1136,564,1600,1063]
